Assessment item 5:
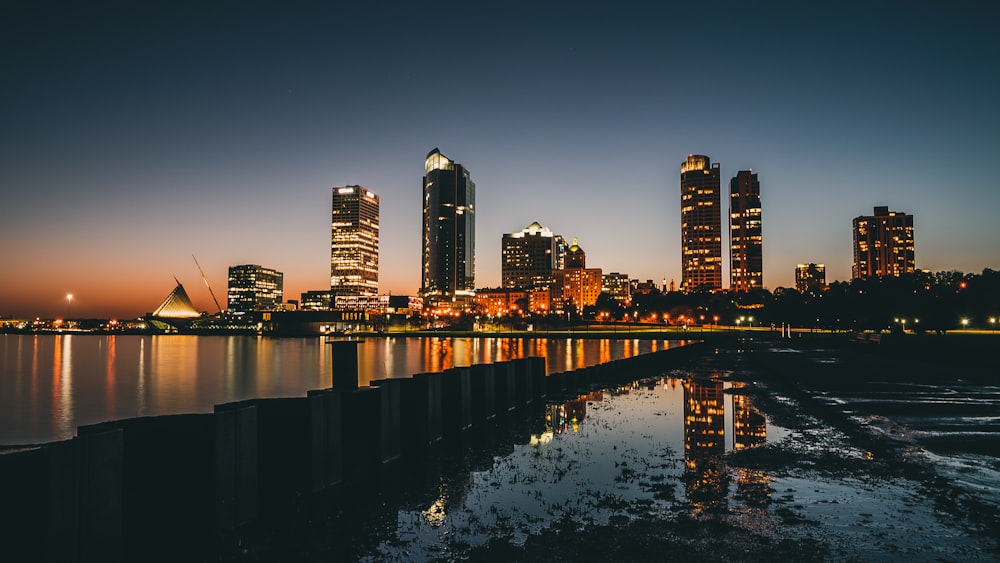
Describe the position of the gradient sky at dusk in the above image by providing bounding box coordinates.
[2,1,998,318]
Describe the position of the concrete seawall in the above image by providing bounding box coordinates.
[0,341,705,561]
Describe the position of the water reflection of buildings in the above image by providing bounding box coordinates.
[545,391,602,434]
[682,378,772,515]
[683,377,727,514]
[732,388,767,450]
[730,384,772,510]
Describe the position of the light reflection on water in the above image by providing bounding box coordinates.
[371,375,778,560]
[0,334,688,445]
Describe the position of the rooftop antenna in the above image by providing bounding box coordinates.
[192,254,223,313]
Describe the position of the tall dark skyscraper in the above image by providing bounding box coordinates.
[502,221,557,290]
[852,206,915,279]
[680,155,722,291]
[729,170,763,291]
[422,148,476,308]
[331,185,379,296]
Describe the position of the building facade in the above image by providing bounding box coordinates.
[602,272,631,305]
[794,263,827,293]
[474,288,528,317]
[300,290,334,311]
[331,185,379,296]
[227,264,283,312]
[680,155,723,291]
[552,268,603,313]
[852,206,915,279]
[422,148,476,309]
[502,221,556,290]
[729,170,763,291]
[550,238,601,313]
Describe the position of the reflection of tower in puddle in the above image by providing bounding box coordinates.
[732,388,766,451]
[544,391,600,434]
[683,377,727,514]
[730,386,772,507]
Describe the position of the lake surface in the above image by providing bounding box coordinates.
[0,334,689,445]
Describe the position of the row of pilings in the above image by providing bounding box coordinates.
[0,340,705,561]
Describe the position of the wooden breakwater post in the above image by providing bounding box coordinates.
[441,366,473,441]
[239,390,344,510]
[213,401,259,533]
[512,358,535,409]
[529,356,547,402]
[330,339,401,484]
[469,363,497,425]
[0,405,262,561]
[306,388,344,492]
[387,372,444,454]
[492,360,518,417]
[0,425,125,562]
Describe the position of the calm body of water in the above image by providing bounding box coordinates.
[0,334,688,445]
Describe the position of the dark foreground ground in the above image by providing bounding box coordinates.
[461,336,1000,562]
[234,335,999,562]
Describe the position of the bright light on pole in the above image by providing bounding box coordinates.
[66,294,73,320]
[961,318,969,329]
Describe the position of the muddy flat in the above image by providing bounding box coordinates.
[247,337,1000,561]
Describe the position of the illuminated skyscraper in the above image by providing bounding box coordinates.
[227,264,283,312]
[551,238,602,313]
[680,155,723,291]
[852,206,915,279]
[795,263,826,293]
[422,148,475,308]
[729,170,762,291]
[502,221,556,290]
[602,272,631,305]
[331,185,379,296]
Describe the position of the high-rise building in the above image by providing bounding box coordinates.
[551,238,602,313]
[602,272,631,305]
[300,290,334,311]
[553,235,569,270]
[729,170,762,291]
[422,148,475,308]
[680,155,723,291]
[502,221,556,290]
[852,206,915,279]
[331,185,379,296]
[564,237,586,268]
[227,264,283,312]
[794,263,827,293]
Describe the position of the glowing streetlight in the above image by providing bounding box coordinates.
[66,293,73,320]
[961,318,969,329]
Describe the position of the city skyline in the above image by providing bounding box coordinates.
[2,2,998,318]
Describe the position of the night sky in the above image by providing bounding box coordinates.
[2,1,998,318]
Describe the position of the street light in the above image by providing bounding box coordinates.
[961,318,969,329]
[66,293,73,321]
